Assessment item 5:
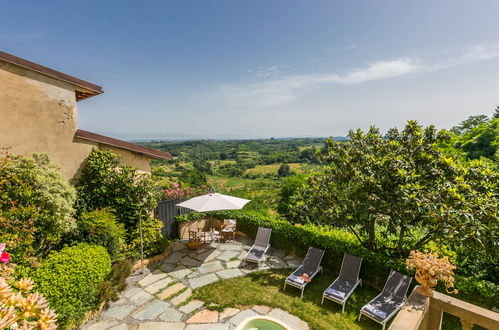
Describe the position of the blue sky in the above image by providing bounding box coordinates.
[2,1,499,139]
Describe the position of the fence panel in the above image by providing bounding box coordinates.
[156,198,191,239]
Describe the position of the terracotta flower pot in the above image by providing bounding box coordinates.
[415,271,437,297]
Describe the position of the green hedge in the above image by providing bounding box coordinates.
[177,210,498,309]
[34,244,112,328]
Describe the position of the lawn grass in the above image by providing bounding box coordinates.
[194,269,382,330]
[194,270,463,330]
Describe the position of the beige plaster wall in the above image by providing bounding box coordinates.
[0,61,151,181]
[99,144,152,173]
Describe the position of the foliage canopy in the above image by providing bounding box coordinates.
[0,152,76,261]
[288,121,498,263]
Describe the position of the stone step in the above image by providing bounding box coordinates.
[157,283,187,300]
[170,288,193,306]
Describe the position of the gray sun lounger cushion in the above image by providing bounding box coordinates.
[285,247,325,287]
[360,270,412,325]
[322,254,363,312]
[243,227,272,264]
[324,278,355,301]
[244,245,267,262]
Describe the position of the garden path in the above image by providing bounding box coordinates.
[81,239,309,330]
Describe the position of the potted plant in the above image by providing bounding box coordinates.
[406,250,458,297]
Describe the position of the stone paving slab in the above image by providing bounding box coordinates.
[129,289,155,305]
[158,307,183,322]
[170,267,194,279]
[179,300,204,314]
[225,260,241,269]
[144,278,173,294]
[181,256,203,267]
[215,268,243,279]
[189,273,219,289]
[137,272,168,287]
[165,251,186,264]
[171,288,193,306]
[217,250,240,262]
[108,325,127,330]
[218,243,243,251]
[198,260,224,274]
[187,310,219,323]
[121,287,142,299]
[158,282,187,300]
[86,320,119,330]
[194,249,221,262]
[132,300,170,320]
[103,305,136,320]
[159,262,177,273]
[219,308,240,320]
[252,305,271,314]
[138,322,185,330]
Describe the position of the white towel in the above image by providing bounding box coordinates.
[365,304,387,319]
[326,288,345,299]
[288,275,304,284]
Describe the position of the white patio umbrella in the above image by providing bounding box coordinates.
[176,192,250,212]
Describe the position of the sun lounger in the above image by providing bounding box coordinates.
[322,254,363,313]
[242,227,272,269]
[283,247,325,299]
[358,270,412,330]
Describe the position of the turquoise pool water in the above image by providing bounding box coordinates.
[240,319,287,330]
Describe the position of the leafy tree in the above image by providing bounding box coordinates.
[0,152,76,260]
[75,149,157,232]
[193,159,213,175]
[451,115,489,134]
[494,106,499,119]
[277,174,307,217]
[179,168,208,186]
[289,121,498,261]
[453,117,499,160]
[277,164,291,177]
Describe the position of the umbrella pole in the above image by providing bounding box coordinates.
[139,212,144,278]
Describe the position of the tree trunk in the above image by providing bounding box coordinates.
[367,219,376,250]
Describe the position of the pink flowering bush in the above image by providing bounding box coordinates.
[0,243,10,263]
[0,243,14,281]
[159,184,209,201]
[0,243,58,329]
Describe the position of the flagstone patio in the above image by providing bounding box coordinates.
[82,239,309,330]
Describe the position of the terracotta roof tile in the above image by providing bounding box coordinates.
[75,129,171,160]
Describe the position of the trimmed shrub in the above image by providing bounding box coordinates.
[69,209,126,260]
[33,244,111,328]
[176,210,499,308]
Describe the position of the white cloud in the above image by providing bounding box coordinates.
[214,44,499,107]
[246,65,289,78]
